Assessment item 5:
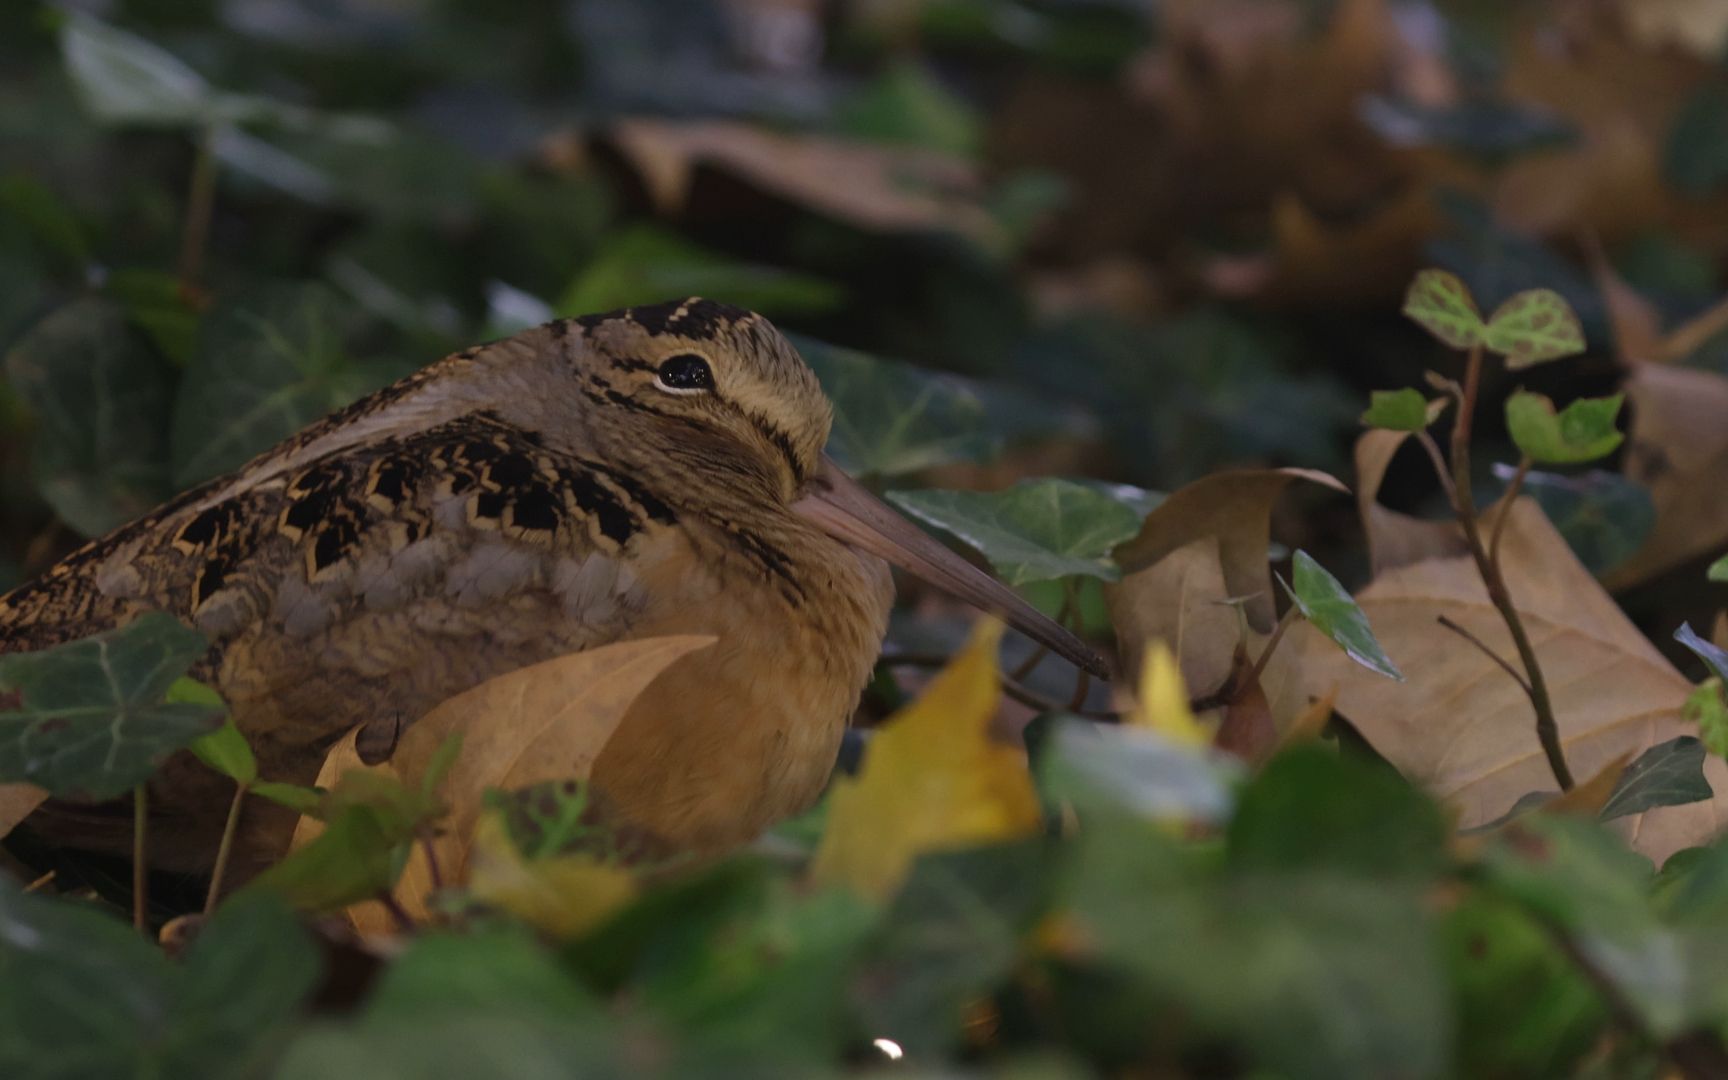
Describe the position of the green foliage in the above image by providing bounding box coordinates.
[1283,550,1403,680]
[887,479,1143,586]
[558,226,843,319]
[0,613,222,799]
[1599,738,1713,822]
[1482,289,1587,367]
[1504,391,1624,465]
[1360,387,1440,431]
[1712,554,1728,582]
[171,283,405,487]
[1402,268,1487,349]
[188,715,257,787]
[4,298,176,536]
[1503,468,1654,576]
[0,886,319,1077]
[1685,681,1728,758]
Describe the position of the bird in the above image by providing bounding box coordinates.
[0,297,1106,880]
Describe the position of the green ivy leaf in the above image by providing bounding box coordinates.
[1599,737,1713,822]
[1401,269,1486,350]
[1360,388,1442,432]
[59,12,212,128]
[834,59,982,158]
[1500,467,1653,577]
[1709,555,1728,583]
[887,479,1143,586]
[171,283,404,488]
[1676,622,1728,684]
[0,614,222,800]
[0,884,320,1075]
[1483,289,1587,367]
[252,781,324,818]
[1282,551,1402,680]
[3,298,176,536]
[245,802,409,912]
[1504,392,1624,465]
[188,716,256,787]
[1683,681,1728,760]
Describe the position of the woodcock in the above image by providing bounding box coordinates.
[0,298,1106,878]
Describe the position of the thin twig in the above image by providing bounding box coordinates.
[1414,430,1458,505]
[1243,605,1300,692]
[204,784,248,915]
[1489,456,1531,569]
[24,870,54,893]
[1436,615,1532,696]
[1449,345,1573,790]
[420,832,445,892]
[132,784,148,933]
[176,128,219,296]
[376,891,416,932]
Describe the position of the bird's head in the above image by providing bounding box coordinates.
[564,298,831,504]
[530,297,1108,679]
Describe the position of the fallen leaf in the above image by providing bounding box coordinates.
[290,636,712,932]
[601,118,995,242]
[1354,428,1469,576]
[1124,642,1209,748]
[0,782,46,840]
[1107,468,1347,704]
[811,619,1040,899]
[390,634,715,875]
[1543,751,1636,818]
[1294,498,1727,863]
[466,811,636,940]
[1607,362,1728,588]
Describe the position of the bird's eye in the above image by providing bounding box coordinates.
[654,353,715,394]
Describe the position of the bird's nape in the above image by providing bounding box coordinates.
[792,455,1111,679]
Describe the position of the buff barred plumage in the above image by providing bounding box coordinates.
[0,297,1099,880]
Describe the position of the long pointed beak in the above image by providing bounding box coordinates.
[793,455,1111,679]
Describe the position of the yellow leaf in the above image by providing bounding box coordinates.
[468,811,636,940]
[811,619,1039,899]
[1125,642,1209,748]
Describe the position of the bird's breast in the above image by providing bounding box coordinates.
[590,522,894,851]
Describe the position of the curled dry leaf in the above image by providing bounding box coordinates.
[1293,497,1726,863]
[0,782,46,841]
[1106,468,1347,721]
[1608,361,1728,589]
[1354,429,1469,578]
[291,635,714,932]
[602,118,995,242]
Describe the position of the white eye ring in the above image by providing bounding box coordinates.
[652,376,709,396]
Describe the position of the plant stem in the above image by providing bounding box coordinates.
[176,127,219,296]
[1436,615,1532,696]
[1489,456,1532,569]
[1449,345,1573,790]
[1415,430,1458,506]
[132,784,148,933]
[1243,604,1300,693]
[421,832,445,892]
[204,783,248,915]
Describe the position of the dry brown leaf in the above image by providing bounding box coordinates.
[392,634,716,869]
[604,118,994,241]
[1543,750,1635,818]
[1214,660,1279,765]
[1621,0,1728,57]
[1106,468,1346,728]
[1355,428,1469,576]
[291,636,714,931]
[0,782,46,840]
[1294,497,1726,863]
[1586,240,1666,366]
[1605,362,1728,588]
[1279,685,1338,747]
